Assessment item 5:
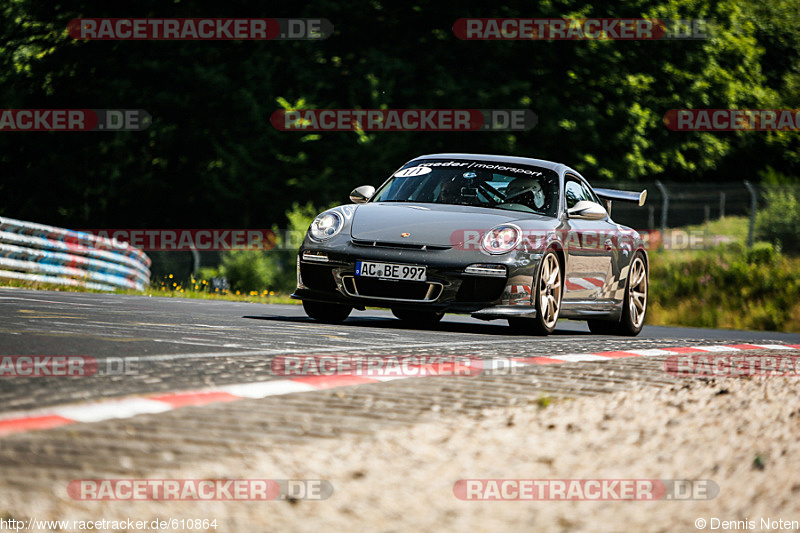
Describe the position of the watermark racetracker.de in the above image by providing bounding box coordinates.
[454,479,719,500]
[270,109,537,131]
[271,354,489,378]
[453,18,710,40]
[664,109,800,131]
[0,356,138,377]
[448,227,716,252]
[68,18,333,40]
[271,355,541,378]
[81,229,278,251]
[665,354,800,377]
[68,479,334,501]
[0,109,150,131]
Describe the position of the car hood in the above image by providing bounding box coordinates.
[350,202,546,246]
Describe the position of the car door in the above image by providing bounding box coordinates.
[562,175,616,303]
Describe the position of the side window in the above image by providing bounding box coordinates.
[564,179,587,209]
[580,181,601,205]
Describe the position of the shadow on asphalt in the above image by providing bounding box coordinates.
[242,314,593,336]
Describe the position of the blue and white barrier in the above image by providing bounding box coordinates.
[0,216,151,291]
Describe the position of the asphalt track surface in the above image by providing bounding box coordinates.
[2,287,800,532]
[1,287,798,415]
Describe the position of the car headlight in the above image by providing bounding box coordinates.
[481,224,521,255]
[309,211,344,241]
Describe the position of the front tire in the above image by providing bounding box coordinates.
[302,300,352,324]
[508,250,562,336]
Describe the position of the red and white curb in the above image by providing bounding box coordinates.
[1,343,798,438]
[508,343,800,365]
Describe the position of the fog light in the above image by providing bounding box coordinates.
[302,251,329,262]
[465,264,507,277]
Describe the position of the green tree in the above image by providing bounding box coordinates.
[1,0,798,234]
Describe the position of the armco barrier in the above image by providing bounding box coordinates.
[0,216,151,291]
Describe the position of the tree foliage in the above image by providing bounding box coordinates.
[0,0,797,229]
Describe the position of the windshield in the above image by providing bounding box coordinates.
[371,159,560,217]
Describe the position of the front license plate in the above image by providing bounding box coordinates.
[355,261,427,281]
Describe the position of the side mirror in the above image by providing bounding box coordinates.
[349,185,375,204]
[567,200,607,220]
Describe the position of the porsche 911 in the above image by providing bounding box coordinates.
[293,153,648,336]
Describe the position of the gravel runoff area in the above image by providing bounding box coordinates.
[3,376,799,532]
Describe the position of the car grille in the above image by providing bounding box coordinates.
[342,276,442,301]
[351,239,451,251]
[456,277,507,303]
[299,263,337,292]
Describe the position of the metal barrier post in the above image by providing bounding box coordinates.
[655,180,669,233]
[743,180,757,248]
[191,249,201,275]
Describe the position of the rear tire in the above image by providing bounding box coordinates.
[617,253,648,336]
[392,308,444,326]
[587,252,647,336]
[302,300,352,324]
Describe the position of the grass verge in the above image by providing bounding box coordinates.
[647,241,800,332]
[0,278,300,305]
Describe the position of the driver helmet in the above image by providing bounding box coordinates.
[439,176,470,204]
[505,177,545,208]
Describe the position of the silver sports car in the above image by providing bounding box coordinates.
[293,153,648,336]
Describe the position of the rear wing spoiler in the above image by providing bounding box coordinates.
[594,188,647,207]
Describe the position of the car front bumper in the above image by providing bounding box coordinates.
[292,239,542,316]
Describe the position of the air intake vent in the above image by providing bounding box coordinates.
[351,239,451,251]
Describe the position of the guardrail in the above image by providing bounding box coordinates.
[0,216,151,291]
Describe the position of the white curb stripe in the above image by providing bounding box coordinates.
[753,344,797,350]
[557,353,613,362]
[217,380,318,399]
[624,348,683,356]
[51,398,173,423]
[690,345,742,352]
